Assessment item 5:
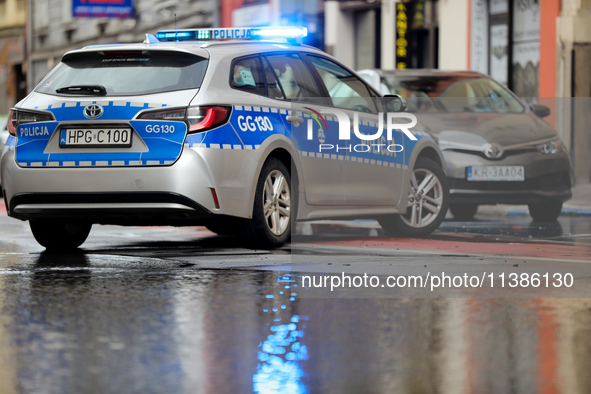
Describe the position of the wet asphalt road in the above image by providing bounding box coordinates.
[1,209,591,394]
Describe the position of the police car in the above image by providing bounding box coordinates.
[1,26,449,250]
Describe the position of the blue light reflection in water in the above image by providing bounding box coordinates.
[253,274,308,394]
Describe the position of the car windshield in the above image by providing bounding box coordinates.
[35,50,208,96]
[383,75,524,114]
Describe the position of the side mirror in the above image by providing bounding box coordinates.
[531,103,551,118]
[384,94,407,112]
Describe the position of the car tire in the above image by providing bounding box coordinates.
[450,203,478,221]
[378,157,449,237]
[528,201,563,222]
[29,220,92,250]
[240,158,293,249]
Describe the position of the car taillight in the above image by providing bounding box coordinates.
[7,109,53,136]
[186,106,231,133]
[7,110,17,136]
[137,107,187,121]
[137,106,231,134]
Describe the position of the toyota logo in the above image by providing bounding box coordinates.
[83,104,104,119]
[483,143,503,159]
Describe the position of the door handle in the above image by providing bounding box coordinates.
[286,115,304,127]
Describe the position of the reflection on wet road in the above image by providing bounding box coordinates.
[439,215,591,246]
[1,258,591,393]
[0,213,590,393]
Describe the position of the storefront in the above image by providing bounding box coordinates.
[395,0,439,69]
[468,0,560,99]
[324,0,439,71]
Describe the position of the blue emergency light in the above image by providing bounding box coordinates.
[155,26,307,42]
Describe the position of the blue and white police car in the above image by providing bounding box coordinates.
[1,27,449,250]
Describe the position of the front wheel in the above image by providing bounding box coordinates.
[29,221,92,250]
[240,158,293,249]
[378,157,449,237]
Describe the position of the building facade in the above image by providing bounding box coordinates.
[219,0,324,48]
[26,0,217,91]
[0,0,26,115]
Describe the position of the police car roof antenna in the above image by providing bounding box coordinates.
[174,14,178,42]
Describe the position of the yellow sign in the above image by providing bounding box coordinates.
[396,3,408,69]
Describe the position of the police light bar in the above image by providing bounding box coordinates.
[155,26,308,42]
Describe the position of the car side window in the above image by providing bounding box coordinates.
[264,53,320,101]
[307,55,378,114]
[262,57,285,100]
[230,56,266,96]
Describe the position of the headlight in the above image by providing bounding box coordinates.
[535,139,563,155]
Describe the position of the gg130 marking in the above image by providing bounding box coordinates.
[237,115,274,132]
[146,124,175,133]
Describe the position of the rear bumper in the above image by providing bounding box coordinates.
[8,192,214,225]
[1,147,237,224]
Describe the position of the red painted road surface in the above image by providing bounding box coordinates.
[312,237,591,262]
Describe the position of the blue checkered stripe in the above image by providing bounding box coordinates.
[34,100,167,121]
[14,101,188,167]
[177,105,430,171]
[184,105,290,150]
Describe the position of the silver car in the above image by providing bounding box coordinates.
[1,27,449,250]
[358,69,572,221]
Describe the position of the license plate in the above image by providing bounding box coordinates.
[59,128,132,147]
[467,166,525,181]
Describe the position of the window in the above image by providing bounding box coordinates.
[307,55,377,113]
[262,57,285,100]
[36,51,208,96]
[230,56,266,96]
[440,78,524,113]
[265,53,320,101]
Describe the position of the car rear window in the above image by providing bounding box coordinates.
[36,50,208,96]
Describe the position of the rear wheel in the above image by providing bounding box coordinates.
[29,220,92,250]
[528,201,563,222]
[379,157,449,237]
[450,203,478,221]
[240,158,292,249]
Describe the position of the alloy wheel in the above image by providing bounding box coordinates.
[402,168,444,228]
[262,170,291,235]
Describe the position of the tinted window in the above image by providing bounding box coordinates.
[36,51,208,96]
[265,53,320,101]
[383,75,525,113]
[230,56,266,96]
[308,56,378,113]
